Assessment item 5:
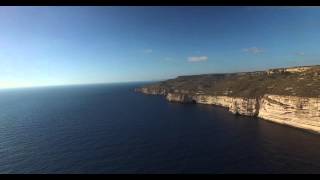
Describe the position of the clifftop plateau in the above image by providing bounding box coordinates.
[136,65,320,98]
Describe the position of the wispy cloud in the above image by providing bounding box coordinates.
[187,56,208,63]
[295,52,305,56]
[143,49,153,54]
[242,47,264,54]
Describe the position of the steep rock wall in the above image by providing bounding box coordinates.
[135,87,167,95]
[147,92,320,133]
[165,93,259,116]
[258,95,320,132]
[166,93,194,103]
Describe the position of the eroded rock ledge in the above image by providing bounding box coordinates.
[135,65,320,133]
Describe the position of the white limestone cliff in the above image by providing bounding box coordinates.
[163,93,320,133]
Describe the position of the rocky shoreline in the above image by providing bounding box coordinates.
[135,65,320,133]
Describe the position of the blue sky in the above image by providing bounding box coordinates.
[0,6,320,88]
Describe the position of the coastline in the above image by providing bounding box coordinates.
[135,65,320,134]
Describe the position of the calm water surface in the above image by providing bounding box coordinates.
[0,83,319,173]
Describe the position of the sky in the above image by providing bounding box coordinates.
[0,6,320,89]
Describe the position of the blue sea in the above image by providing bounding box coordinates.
[0,82,320,174]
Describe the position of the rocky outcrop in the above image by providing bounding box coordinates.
[267,65,318,74]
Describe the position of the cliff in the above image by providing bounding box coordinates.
[258,95,320,132]
[135,65,320,133]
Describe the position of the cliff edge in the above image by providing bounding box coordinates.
[135,65,320,133]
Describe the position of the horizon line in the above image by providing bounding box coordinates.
[1,64,318,90]
[0,80,162,91]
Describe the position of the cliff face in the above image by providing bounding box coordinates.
[258,95,320,132]
[191,95,259,116]
[166,93,195,103]
[136,87,167,95]
[135,65,320,133]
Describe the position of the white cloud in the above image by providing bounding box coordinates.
[242,47,264,54]
[187,56,208,63]
[143,49,153,53]
[295,52,305,56]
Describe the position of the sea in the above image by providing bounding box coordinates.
[0,82,320,173]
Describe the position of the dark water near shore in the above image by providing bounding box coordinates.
[0,82,320,173]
